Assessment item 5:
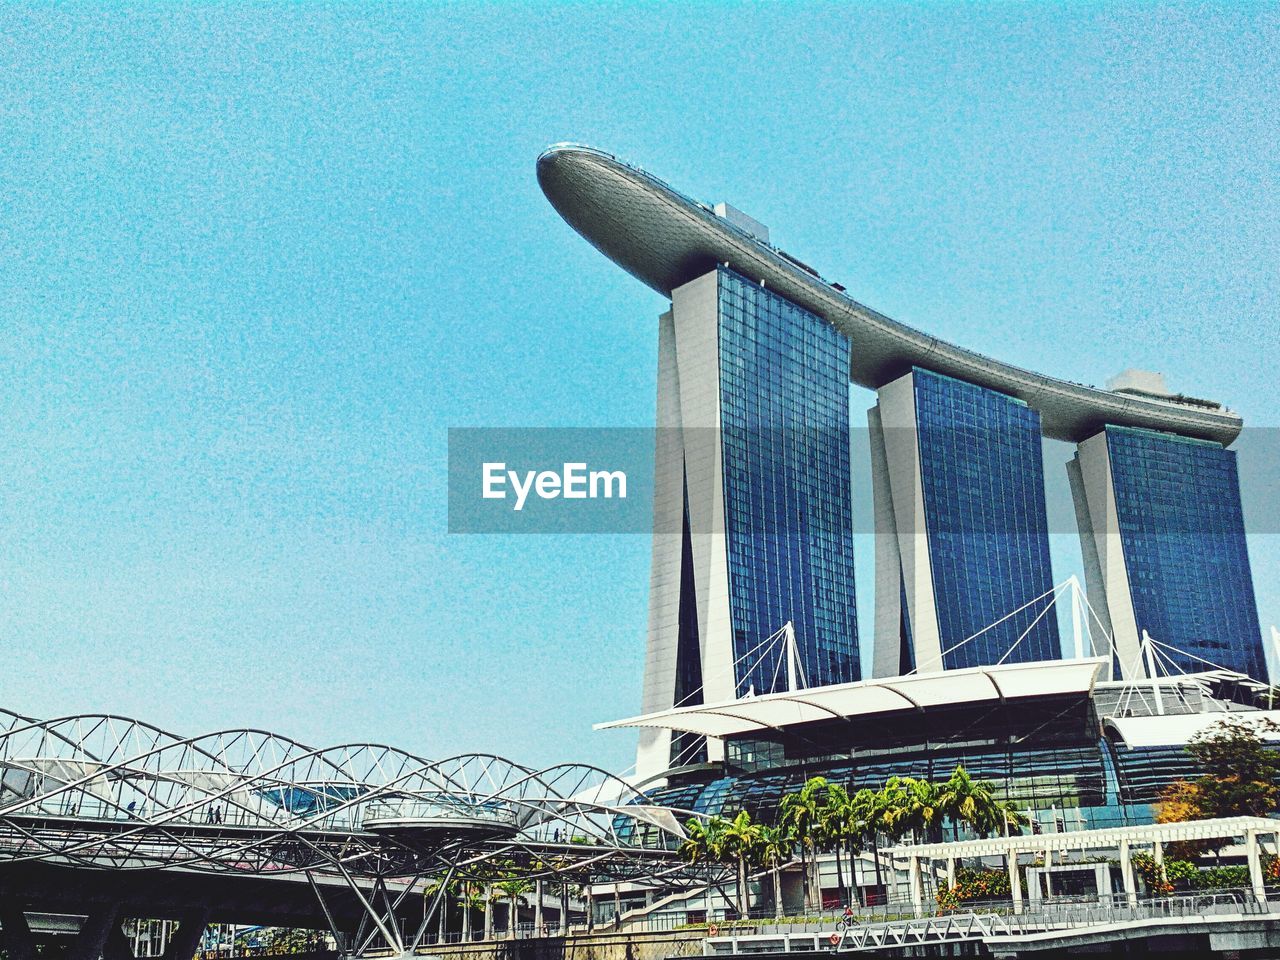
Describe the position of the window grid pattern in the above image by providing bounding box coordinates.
[913,369,1060,668]
[637,740,1144,838]
[716,267,860,695]
[1106,426,1265,680]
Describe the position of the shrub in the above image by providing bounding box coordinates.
[1130,852,1173,894]
[1192,865,1249,889]
[1163,859,1199,883]
[936,868,1011,911]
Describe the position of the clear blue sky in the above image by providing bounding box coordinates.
[1,3,1276,772]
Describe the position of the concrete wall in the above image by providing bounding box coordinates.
[637,309,686,779]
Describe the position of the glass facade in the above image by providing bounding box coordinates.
[617,684,1280,847]
[625,735,1167,847]
[1105,426,1265,680]
[912,369,1060,668]
[715,267,860,695]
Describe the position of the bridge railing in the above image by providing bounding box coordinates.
[696,889,1273,954]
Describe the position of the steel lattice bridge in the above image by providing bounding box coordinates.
[0,707,697,960]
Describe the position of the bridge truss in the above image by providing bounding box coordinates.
[0,707,699,958]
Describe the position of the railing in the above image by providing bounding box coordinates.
[2,791,520,834]
[698,889,1274,954]
[356,798,518,831]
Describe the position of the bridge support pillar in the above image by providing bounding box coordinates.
[160,909,212,960]
[0,903,38,960]
[907,855,923,913]
[1118,839,1136,906]
[1247,830,1266,904]
[1007,853,1022,915]
[66,905,120,960]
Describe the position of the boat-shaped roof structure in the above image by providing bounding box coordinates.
[538,144,1240,445]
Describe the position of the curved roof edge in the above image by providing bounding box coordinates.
[537,144,1242,446]
[593,657,1108,739]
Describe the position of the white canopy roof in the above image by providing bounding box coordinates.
[1107,709,1280,748]
[596,658,1108,738]
[893,815,1280,860]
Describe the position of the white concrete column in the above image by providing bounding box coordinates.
[1153,840,1163,866]
[1008,853,1023,915]
[1248,831,1266,904]
[946,857,956,888]
[1119,840,1136,905]
[876,373,945,673]
[908,855,923,912]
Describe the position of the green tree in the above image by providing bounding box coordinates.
[936,765,1015,839]
[679,815,725,866]
[818,782,854,906]
[873,776,915,844]
[1186,718,1280,818]
[457,880,485,941]
[779,777,827,910]
[901,777,944,844]
[493,877,532,940]
[717,810,763,918]
[757,825,792,918]
[845,787,878,905]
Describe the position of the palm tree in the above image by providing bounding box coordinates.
[995,799,1030,836]
[779,777,827,910]
[933,765,1031,839]
[873,776,914,843]
[902,777,944,844]
[846,787,878,906]
[422,875,456,941]
[493,877,532,940]
[679,815,725,867]
[757,825,792,918]
[717,810,763,918]
[457,880,484,941]
[871,776,915,903]
[936,765,999,840]
[819,783,854,907]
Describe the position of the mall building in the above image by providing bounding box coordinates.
[537,145,1276,904]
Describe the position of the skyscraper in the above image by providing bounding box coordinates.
[1070,426,1265,680]
[637,266,860,775]
[871,369,1060,675]
[537,143,1269,781]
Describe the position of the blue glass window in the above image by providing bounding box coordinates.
[1105,426,1265,680]
[715,267,860,695]
[913,368,1060,668]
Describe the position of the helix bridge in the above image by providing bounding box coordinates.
[0,708,697,958]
